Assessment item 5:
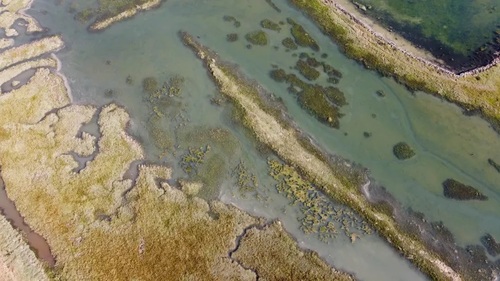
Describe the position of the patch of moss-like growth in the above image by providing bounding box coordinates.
[488,158,500,173]
[223,15,241,27]
[142,77,158,94]
[287,18,319,51]
[245,30,268,46]
[392,142,415,160]
[269,68,346,128]
[74,8,95,23]
[281,37,297,50]
[232,161,258,194]
[442,179,487,201]
[481,233,500,256]
[226,33,238,42]
[260,19,281,32]
[295,60,320,81]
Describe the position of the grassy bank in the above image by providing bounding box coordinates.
[288,0,500,132]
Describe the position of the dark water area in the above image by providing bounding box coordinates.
[354,0,500,72]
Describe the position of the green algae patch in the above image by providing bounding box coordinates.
[287,18,319,51]
[442,179,488,201]
[260,19,281,32]
[223,15,241,28]
[269,67,345,128]
[0,64,355,281]
[181,32,463,281]
[233,161,259,194]
[295,59,320,81]
[392,142,415,160]
[227,33,239,42]
[0,215,49,280]
[269,159,372,242]
[232,222,354,281]
[245,30,268,46]
[281,37,297,50]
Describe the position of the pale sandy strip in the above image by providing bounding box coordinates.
[90,0,162,31]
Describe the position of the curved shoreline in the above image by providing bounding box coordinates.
[289,0,500,133]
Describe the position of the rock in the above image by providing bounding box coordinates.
[442,179,487,201]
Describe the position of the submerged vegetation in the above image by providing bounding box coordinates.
[269,67,345,128]
[392,142,415,160]
[287,18,319,51]
[245,30,268,46]
[442,179,488,201]
[260,19,281,32]
[288,0,500,133]
[281,37,298,50]
[269,159,372,242]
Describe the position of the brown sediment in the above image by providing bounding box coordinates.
[89,0,163,31]
[232,221,354,281]
[289,0,500,132]
[180,31,463,281]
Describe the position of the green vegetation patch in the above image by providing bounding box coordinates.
[245,30,268,46]
[481,233,500,256]
[392,142,415,160]
[232,161,259,194]
[269,159,372,242]
[442,179,487,201]
[287,18,319,51]
[281,37,297,50]
[260,19,281,32]
[269,68,346,128]
[74,8,96,23]
[295,60,320,81]
[226,33,238,42]
[223,15,241,27]
[180,146,211,175]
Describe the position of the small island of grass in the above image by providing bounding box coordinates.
[245,30,268,46]
[442,179,488,201]
[392,142,415,160]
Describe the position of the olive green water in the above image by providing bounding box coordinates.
[352,0,500,70]
[26,0,500,279]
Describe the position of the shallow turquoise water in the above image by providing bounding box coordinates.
[27,0,500,279]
